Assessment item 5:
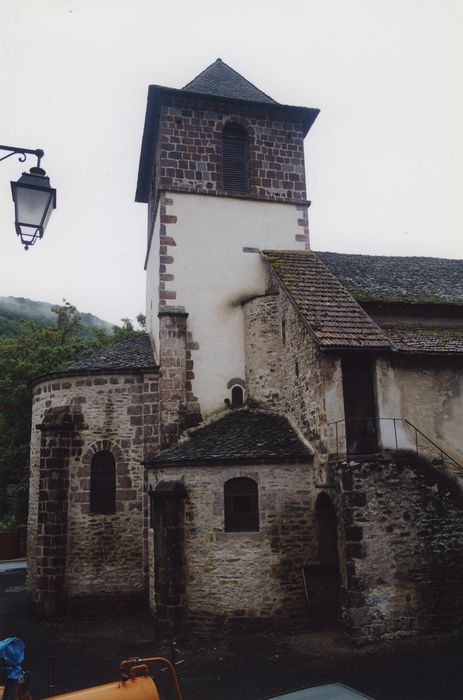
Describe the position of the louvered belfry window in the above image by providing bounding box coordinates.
[222,124,248,193]
[90,451,116,514]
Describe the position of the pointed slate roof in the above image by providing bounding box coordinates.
[182,58,276,104]
[262,250,391,350]
[147,409,312,466]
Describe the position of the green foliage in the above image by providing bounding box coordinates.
[112,315,145,342]
[0,301,113,526]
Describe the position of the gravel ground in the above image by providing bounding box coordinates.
[1,569,463,700]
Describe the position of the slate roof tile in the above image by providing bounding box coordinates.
[316,252,463,305]
[147,409,311,466]
[182,58,276,104]
[262,250,391,350]
[60,334,157,373]
[384,326,463,354]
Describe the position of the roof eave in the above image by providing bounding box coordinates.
[135,84,319,203]
[145,453,313,468]
[30,364,159,390]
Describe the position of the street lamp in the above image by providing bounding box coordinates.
[0,145,56,250]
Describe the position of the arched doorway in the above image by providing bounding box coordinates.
[305,493,340,627]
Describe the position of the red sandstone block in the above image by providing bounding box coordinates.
[161,214,177,224]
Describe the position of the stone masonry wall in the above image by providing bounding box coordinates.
[158,309,202,449]
[27,370,159,607]
[32,406,86,614]
[244,280,341,462]
[244,294,283,411]
[151,94,307,210]
[148,461,316,634]
[333,454,463,643]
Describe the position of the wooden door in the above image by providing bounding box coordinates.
[342,355,378,454]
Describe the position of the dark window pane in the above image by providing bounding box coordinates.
[224,477,259,532]
[231,385,244,408]
[90,451,116,514]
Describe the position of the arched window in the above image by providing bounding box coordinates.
[90,451,116,514]
[222,124,248,193]
[231,385,244,408]
[224,477,259,532]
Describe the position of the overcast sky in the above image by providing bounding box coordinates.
[0,0,462,325]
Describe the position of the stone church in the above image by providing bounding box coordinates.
[27,59,463,643]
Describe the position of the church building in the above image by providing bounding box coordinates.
[27,60,463,644]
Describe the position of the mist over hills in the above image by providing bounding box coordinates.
[0,296,114,338]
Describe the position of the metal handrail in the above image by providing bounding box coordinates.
[327,417,463,471]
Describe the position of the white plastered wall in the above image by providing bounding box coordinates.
[375,357,463,462]
[146,193,307,417]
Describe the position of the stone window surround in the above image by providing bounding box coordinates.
[81,440,128,518]
[224,476,260,533]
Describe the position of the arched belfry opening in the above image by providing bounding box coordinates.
[305,493,340,627]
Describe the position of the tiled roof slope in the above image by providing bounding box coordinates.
[262,250,391,350]
[148,410,311,466]
[60,334,157,373]
[316,252,463,305]
[384,326,463,354]
[182,58,276,104]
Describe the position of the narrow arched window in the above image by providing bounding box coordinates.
[231,385,244,408]
[222,124,248,193]
[90,451,116,514]
[224,477,259,532]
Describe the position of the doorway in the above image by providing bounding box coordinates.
[304,493,340,627]
[341,354,378,454]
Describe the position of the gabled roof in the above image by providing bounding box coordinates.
[262,250,391,350]
[182,58,277,104]
[316,252,463,306]
[147,409,312,466]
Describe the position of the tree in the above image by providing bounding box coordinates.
[0,302,111,527]
[112,314,145,342]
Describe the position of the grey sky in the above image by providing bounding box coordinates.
[0,0,462,325]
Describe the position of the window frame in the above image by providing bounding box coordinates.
[89,450,116,515]
[224,477,259,532]
[221,123,249,194]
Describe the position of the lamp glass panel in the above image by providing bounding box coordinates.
[15,186,52,227]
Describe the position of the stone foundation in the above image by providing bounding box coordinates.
[333,453,463,644]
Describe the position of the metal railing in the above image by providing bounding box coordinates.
[327,417,463,472]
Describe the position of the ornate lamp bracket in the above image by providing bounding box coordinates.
[0,144,44,168]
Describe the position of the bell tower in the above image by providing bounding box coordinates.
[136,59,319,425]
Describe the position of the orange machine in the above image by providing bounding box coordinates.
[47,658,183,700]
